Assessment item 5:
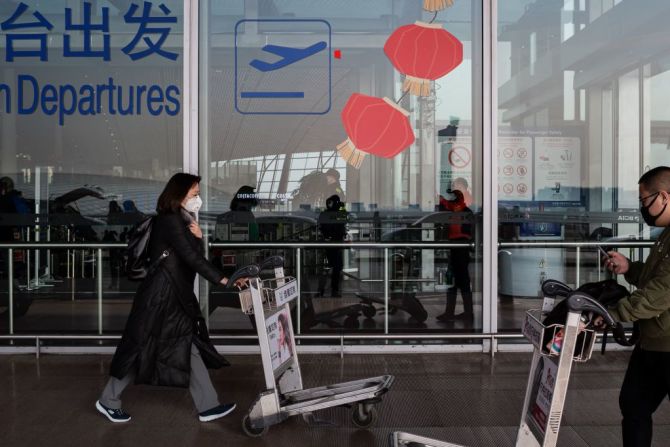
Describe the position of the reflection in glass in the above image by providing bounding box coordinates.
[497,0,670,331]
[201,0,482,335]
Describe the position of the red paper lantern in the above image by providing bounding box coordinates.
[423,0,454,12]
[337,93,415,169]
[384,21,463,96]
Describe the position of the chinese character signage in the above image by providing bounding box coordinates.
[274,280,298,307]
[526,356,559,440]
[0,2,180,126]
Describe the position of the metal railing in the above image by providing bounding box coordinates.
[207,241,474,336]
[0,240,654,352]
[498,240,653,286]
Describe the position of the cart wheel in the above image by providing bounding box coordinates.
[362,305,376,319]
[242,415,268,437]
[352,404,377,428]
[343,315,360,329]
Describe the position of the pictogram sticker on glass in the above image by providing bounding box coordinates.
[234,19,331,115]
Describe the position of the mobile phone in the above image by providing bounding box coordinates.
[597,245,609,258]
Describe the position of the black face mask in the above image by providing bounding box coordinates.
[640,192,667,227]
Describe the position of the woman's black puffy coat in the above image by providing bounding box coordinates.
[110,210,229,387]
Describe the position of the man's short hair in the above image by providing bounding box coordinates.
[639,166,670,192]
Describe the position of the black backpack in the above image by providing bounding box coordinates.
[124,216,155,281]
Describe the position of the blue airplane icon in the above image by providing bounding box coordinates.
[249,41,327,72]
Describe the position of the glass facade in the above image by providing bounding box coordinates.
[0,0,666,349]
[496,0,669,334]
[199,0,483,336]
[0,0,184,334]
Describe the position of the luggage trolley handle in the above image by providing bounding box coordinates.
[227,264,261,288]
[566,291,637,348]
[542,279,572,298]
[260,256,284,271]
[230,264,261,285]
[566,291,616,327]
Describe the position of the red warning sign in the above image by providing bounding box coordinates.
[517,165,527,176]
[503,165,514,176]
[517,183,528,194]
[503,183,513,194]
[503,148,514,159]
[517,148,528,159]
[448,146,471,169]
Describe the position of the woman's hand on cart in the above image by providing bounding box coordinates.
[220,277,250,289]
[233,277,250,289]
[602,251,629,275]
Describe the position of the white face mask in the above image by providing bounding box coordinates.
[183,195,202,214]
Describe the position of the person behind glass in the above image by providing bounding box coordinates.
[325,168,346,203]
[318,195,347,298]
[0,177,28,281]
[0,176,17,278]
[436,187,473,323]
[217,185,259,242]
[598,166,670,447]
[122,199,145,225]
[105,200,124,288]
[450,177,472,208]
[96,173,243,424]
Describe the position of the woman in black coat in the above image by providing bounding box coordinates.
[96,173,241,423]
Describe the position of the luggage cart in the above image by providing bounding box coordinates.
[389,280,618,447]
[239,256,394,437]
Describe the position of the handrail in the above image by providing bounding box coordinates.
[499,241,654,248]
[208,242,473,248]
[0,243,126,248]
[0,239,650,353]
[0,240,654,249]
[0,333,519,340]
[0,332,634,360]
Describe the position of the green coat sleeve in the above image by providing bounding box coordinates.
[623,260,645,287]
[614,256,670,322]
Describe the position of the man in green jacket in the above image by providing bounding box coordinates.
[602,166,670,447]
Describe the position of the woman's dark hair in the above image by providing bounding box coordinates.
[156,173,201,214]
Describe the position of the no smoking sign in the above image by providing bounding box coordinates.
[448,146,471,169]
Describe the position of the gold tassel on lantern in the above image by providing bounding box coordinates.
[403,75,432,97]
[423,0,454,12]
[336,138,367,169]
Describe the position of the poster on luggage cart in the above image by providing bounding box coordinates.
[266,307,295,372]
[526,356,559,440]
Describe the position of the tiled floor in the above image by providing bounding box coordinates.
[2,351,669,447]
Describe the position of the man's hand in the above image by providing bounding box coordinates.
[602,251,629,275]
[592,315,607,329]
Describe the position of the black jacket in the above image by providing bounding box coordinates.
[110,210,229,387]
